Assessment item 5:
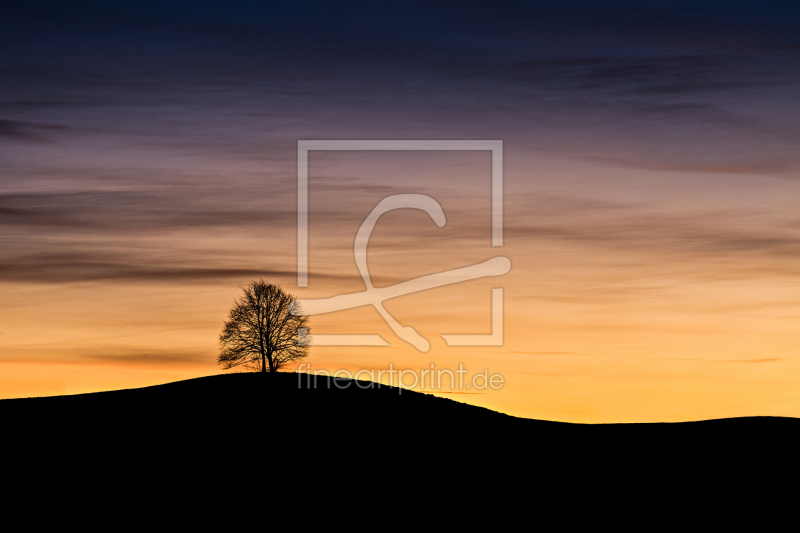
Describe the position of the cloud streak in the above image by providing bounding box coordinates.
[0,118,66,142]
[506,195,800,275]
[0,191,295,232]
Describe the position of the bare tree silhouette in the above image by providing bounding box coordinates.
[218,280,310,372]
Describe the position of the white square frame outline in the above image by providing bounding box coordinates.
[296,139,504,347]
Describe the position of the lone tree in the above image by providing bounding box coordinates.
[218,280,310,372]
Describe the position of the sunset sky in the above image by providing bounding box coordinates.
[2,1,800,422]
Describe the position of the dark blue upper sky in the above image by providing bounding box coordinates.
[2,1,800,173]
[4,1,798,97]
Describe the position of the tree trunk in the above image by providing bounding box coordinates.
[261,351,266,373]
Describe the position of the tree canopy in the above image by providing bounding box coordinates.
[218,280,310,372]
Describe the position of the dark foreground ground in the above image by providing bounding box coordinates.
[2,372,796,512]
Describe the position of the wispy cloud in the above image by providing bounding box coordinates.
[0,191,294,232]
[655,357,780,364]
[0,118,66,142]
[506,195,800,277]
[0,255,297,283]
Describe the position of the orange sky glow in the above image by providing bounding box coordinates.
[3,151,799,422]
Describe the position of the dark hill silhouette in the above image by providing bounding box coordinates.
[3,372,797,461]
[2,372,796,512]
